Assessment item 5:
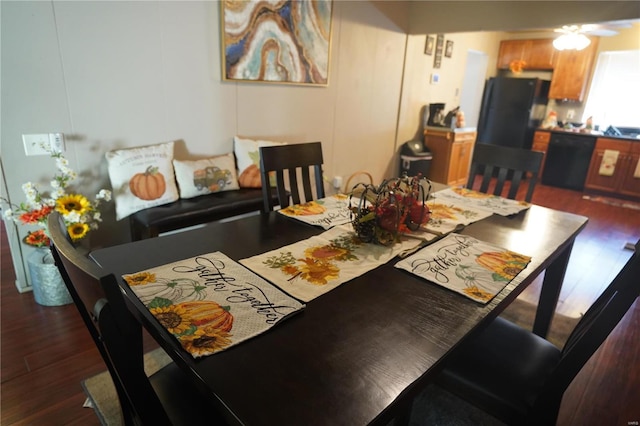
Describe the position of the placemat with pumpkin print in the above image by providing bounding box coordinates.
[122,252,305,358]
[432,187,531,216]
[240,225,423,302]
[423,198,494,235]
[395,233,531,304]
[277,194,358,230]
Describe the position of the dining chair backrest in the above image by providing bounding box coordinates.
[47,212,171,425]
[467,143,544,202]
[259,141,325,211]
[534,239,640,416]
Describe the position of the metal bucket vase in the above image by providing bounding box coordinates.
[27,247,72,306]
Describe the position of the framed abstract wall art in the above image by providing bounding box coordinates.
[221,0,333,86]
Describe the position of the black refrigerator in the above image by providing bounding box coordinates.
[476,77,550,150]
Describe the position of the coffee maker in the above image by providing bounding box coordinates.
[426,103,446,127]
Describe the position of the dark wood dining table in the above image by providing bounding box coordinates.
[90,197,587,425]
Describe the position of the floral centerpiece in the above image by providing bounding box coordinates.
[2,146,111,246]
[349,174,431,246]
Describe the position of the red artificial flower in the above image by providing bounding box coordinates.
[18,205,53,224]
[23,229,50,247]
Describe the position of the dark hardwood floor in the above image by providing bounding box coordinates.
[1,183,639,425]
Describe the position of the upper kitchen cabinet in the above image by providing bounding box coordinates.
[548,37,599,101]
[497,39,556,70]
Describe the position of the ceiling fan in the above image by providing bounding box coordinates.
[552,20,634,50]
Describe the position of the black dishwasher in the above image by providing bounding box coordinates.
[542,132,596,191]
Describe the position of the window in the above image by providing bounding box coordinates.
[582,50,640,128]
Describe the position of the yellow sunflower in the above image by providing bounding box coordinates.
[150,304,193,335]
[67,223,90,241]
[55,194,91,215]
[494,263,524,280]
[123,271,157,286]
[180,328,233,356]
[298,258,340,285]
[428,203,461,220]
[463,285,494,302]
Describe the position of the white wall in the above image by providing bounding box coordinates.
[1,1,420,290]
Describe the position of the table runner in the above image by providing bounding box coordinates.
[277,194,356,229]
[395,234,531,304]
[432,187,530,216]
[241,225,423,302]
[122,252,305,358]
[422,199,494,235]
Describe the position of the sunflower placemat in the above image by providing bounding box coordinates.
[423,199,494,235]
[394,233,531,304]
[432,187,531,216]
[277,194,357,230]
[240,225,422,302]
[122,252,305,358]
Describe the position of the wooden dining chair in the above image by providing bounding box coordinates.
[432,240,640,426]
[259,141,325,211]
[47,212,225,426]
[467,143,544,202]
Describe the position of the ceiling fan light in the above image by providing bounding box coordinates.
[553,33,591,51]
[574,34,592,50]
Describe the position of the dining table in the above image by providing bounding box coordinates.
[90,187,588,426]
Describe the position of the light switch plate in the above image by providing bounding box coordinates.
[22,134,51,156]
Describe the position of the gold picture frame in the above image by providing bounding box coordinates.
[445,40,454,58]
[220,1,333,86]
[425,35,435,55]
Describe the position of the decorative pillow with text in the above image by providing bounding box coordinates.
[173,153,240,199]
[233,136,286,188]
[105,142,179,220]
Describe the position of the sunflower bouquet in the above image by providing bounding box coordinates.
[2,147,111,245]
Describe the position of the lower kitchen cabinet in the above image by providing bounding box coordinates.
[531,130,550,177]
[424,128,476,186]
[585,138,640,199]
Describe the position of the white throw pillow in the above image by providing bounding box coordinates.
[105,142,179,220]
[233,136,286,188]
[173,153,240,199]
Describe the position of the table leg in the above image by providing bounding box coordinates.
[533,240,574,338]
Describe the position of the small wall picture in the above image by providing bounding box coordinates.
[425,35,435,55]
[433,34,444,68]
[445,40,454,58]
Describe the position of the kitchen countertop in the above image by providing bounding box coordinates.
[537,128,640,142]
[424,126,477,133]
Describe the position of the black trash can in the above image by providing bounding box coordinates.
[399,140,432,178]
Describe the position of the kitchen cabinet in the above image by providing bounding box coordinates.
[531,130,551,177]
[497,39,555,70]
[424,128,476,186]
[548,37,598,101]
[585,138,640,199]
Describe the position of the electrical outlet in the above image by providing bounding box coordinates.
[22,134,51,156]
[49,133,65,153]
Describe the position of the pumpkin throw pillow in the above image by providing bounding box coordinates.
[233,136,286,188]
[173,153,240,199]
[105,142,179,220]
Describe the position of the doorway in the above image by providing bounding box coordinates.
[459,50,488,129]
